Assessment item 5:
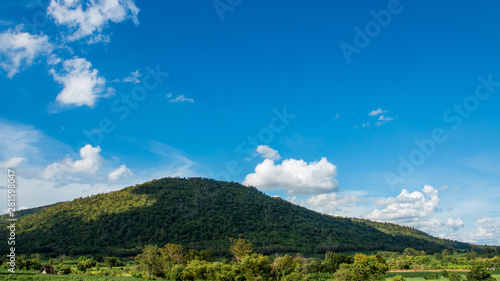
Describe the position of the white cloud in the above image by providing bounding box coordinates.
[466,218,500,245]
[50,57,113,107]
[0,29,53,77]
[477,217,495,224]
[446,217,464,232]
[418,218,444,232]
[108,164,133,181]
[47,0,140,43]
[366,185,440,224]
[256,145,281,161]
[304,192,358,214]
[167,93,194,103]
[243,157,338,194]
[43,144,103,179]
[0,157,27,169]
[122,69,140,83]
[375,115,394,126]
[368,108,387,116]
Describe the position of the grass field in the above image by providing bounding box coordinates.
[386,270,500,280]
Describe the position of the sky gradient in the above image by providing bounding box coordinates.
[1,0,500,245]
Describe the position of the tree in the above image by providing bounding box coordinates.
[161,243,185,264]
[333,254,388,281]
[404,248,417,256]
[229,236,255,262]
[465,266,495,281]
[442,270,464,281]
[135,244,162,278]
[76,257,97,272]
[322,253,353,273]
[105,257,124,268]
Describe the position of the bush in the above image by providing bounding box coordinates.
[465,266,495,281]
[322,253,353,273]
[105,256,124,268]
[333,254,388,281]
[423,273,440,280]
[445,272,465,281]
[303,258,322,274]
[392,275,406,281]
[238,253,273,281]
[55,264,72,274]
[76,257,97,272]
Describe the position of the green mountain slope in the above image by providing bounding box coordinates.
[1,178,471,256]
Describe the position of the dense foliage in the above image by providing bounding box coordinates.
[133,240,365,280]
[0,178,472,256]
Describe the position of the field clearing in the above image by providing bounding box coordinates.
[386,270,500,280]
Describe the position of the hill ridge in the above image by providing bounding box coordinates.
[0,177,471,256]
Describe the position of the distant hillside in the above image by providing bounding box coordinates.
[0,178,471,256]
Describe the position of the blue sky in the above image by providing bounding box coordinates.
[1,0,500,245]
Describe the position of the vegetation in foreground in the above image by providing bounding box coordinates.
[1,237,499,280]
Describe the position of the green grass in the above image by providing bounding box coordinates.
[0,269,142,280]
[385,270,500,280]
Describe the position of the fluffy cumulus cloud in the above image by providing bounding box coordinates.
[366,185,440,224]
[43,144,103,179]
[467,217,500,245]
[304,192,358,214]
[108,164,133,181]
[243,154,338,194]
[446,217,465,232]
[256,145,281,161]
[50,57,113,107]
[0,29,53,77]
[47,0,140,43]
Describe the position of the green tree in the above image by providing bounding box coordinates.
[465,266,495,281]
[322,253,353,273]
[104,256,124,268]
[161,243,185,264]
[76,257,97,272]
[229,236,255,262]
[333,254,388,281]
[135,244,163,278]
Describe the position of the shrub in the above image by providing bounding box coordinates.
[392,275,406,281]
[423,273,440,280]
[322,253,353,273]
[333,254,388,281]
[445,272,465,281]
[76,257,97,272]
[465,266,495,281]
[105,256,124,268]
[55,264,72,275]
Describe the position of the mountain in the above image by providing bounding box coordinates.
[0,177,471,256]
